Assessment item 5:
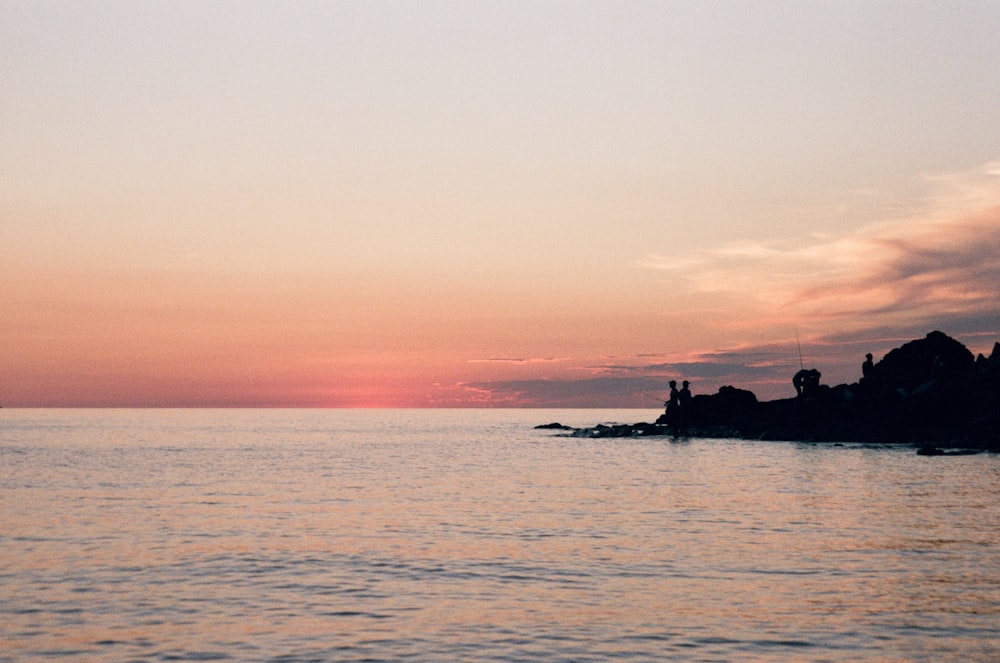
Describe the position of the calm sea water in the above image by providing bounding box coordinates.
[2,409,998,662]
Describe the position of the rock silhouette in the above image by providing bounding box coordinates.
[537,331,1000,451]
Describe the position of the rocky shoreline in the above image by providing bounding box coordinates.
[537,331,1000,453]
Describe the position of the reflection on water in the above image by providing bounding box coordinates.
[2,409,999,661]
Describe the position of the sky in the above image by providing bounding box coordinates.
[3,0,1000,407]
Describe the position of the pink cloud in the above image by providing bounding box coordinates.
[466,357,569,364]
[642,161,1000,338]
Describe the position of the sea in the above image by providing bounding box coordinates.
[2,408,998,662]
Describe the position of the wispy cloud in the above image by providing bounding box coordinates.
[466,357,568,364]
[641,161,1000,338]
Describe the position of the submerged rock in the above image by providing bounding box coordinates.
[569,422,666,438]
[534,422,576,431]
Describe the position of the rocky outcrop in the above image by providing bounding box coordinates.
[865,330,975,394]
[537,331,1000,451]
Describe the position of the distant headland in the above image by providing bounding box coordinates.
[537,331,1000,453]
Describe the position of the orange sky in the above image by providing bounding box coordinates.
[3,2,1000,407]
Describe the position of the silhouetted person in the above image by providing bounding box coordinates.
[663,380,683,426]
[793,369,807,396]
[859,353,876,395]
[679,380,692,406]
[793,368,821,398]
[807,369,821,396]
[668,380,692,433]
[665,380,680,412]
[862,353,874,380]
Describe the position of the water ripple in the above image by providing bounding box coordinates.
[2,409,999,662]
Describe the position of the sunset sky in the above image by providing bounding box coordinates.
[3,1,1000,407]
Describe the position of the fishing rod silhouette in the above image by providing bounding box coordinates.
[792,329,822,397]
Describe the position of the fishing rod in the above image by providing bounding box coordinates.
[795,328,805,370]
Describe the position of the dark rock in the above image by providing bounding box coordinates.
[534,422,576,430]
[689,385,757,420]
[568,421,667,438]
[539,331,1000,452]
[872,330,974,394]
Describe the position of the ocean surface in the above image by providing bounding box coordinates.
[2,409,998,662]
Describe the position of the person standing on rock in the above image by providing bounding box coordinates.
[859,353,876,394]
[666,380,680,411]
[679,381,692,406]
[671,381,692,433]
[664,380,681,425]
